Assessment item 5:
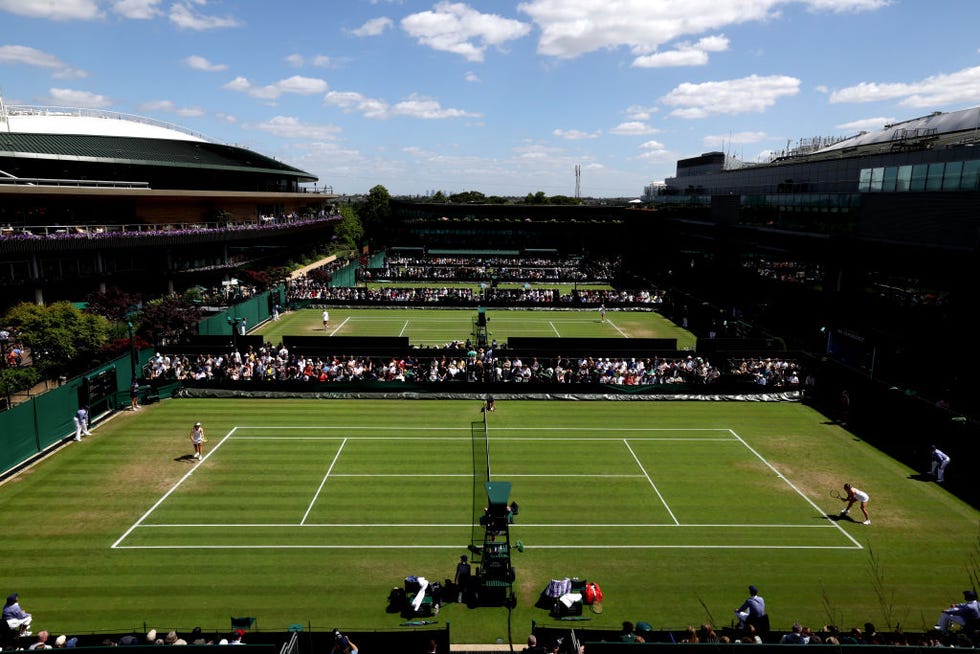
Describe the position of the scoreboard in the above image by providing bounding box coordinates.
[83,367,117,406]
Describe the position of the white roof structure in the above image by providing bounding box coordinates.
[0,103,209,143]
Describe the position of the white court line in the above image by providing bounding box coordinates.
[137,521,839,529]
[623,438,679,525]
[605,317,629,337]
[728,428,864,549]
[232,425,734,431]
[300,438,347,525]
[110,427,237,549]
[399,320,409,336]
[114,543,857,551]
[549,321,561,336]
[328,316,350,335]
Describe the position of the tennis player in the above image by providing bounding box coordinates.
[839,483,870,524]
[189,421,205,460]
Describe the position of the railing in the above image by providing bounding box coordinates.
[0,177,150,189]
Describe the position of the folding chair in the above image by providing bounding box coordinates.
[230,617,256,631]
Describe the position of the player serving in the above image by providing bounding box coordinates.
[835,483,870,525]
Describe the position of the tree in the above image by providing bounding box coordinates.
[4,302,109,375]
[136,296,202,346]
[431,191,447,203]
[84,287,140,323]
[359,184,392,232]
[333,203,364,252]
[449,190,486,204]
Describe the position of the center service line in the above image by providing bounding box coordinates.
[623,438,680,525]
[301,437,348,525]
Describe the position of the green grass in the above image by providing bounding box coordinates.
[259,308,695,350]
[2,398,977,642]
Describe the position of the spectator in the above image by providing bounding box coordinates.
[28,630,50,650]
[779,623,808,644]
[936,589,980,633]
[3,593,33,635]
[523,634,547,654]
[735,585,767,632]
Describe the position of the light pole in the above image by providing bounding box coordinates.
[127,320,137,382]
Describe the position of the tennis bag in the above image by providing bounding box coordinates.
[583,582,603,605]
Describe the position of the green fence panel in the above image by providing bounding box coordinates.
[35,382,83,449]
[198,287,282,336]
[0,401,41,473]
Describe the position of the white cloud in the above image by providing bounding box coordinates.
[169,2,242,30]
[138,99,203,117]
[624,104,657,121]
[0,45,87,79]
[0,0,102,20]
[609,121,662,136]
[46,88,112,109]
[702,131,768,148]
[553,128,601,140]
[350,16,394,37]
[224,75,328,100]
[815,84,829,94]
[285,54,346,69]
[401,1,531,63]
[183,54,227,72]
[835,116,894,132]
[312,55,344,69]
[324,90,479,120]
[111,0,162,19]
[391,94,482,119]
[464,71,481,83]
[251,116,342,140]
[829,65,980,108]
[661,74,800,118]
[636,140,672,161]
[518,0,884,60]
[632,35,729,69]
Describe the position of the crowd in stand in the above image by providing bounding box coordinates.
[287,281,664,308]
[0,212,340,242]
[144,346,743,386]
[285,251,669,310]
[730,357,804,388]
[360,254,618,283]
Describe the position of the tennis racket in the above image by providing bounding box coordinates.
[202,435,209,443]
[830,488,844,500]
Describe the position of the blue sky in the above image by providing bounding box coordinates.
[2,0,980,198]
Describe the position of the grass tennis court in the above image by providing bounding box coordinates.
[2,398,977,642]
[258,307,695,349]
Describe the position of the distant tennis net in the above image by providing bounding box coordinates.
[470,409,491,544]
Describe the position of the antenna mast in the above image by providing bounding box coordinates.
[574,164,581,199]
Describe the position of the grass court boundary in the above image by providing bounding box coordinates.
[112,425,863,551]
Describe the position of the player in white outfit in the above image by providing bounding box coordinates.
[189,421,205,460]
[839,483,870,524]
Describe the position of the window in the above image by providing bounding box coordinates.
[858,168,872,192]
[882,166,898,192]
[910,164,928,191]
[896,165,912,191]
[942,161,963,190]
[961,160,980,190]
[926,162,945,190]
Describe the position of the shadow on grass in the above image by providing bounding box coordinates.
[174,454,198,463]
[908,472,934,482]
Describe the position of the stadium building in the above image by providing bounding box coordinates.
[0,90,337,307]
[642,106,980,405]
